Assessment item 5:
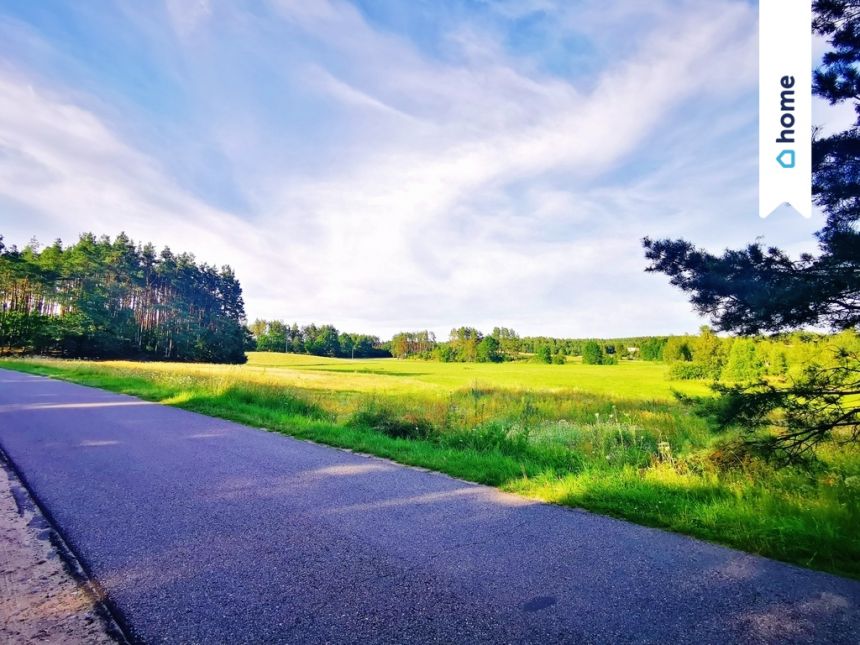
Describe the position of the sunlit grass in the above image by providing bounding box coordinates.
[1,354,857,579]
[246,351,713,399]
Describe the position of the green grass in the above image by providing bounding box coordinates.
[2,353,858,579]
[247,351,713,399]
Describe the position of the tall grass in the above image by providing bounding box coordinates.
[2,355,858,579]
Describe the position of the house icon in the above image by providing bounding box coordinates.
[777,150,795,169]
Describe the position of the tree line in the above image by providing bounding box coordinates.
[388,327,669,364]
[253,323,672,364]
[384,325,859,377]
[662,326,860,381]
[248,320,388,358]
[0,233,248,363]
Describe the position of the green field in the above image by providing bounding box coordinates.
[248,352,713,397]
[2,352,858,578]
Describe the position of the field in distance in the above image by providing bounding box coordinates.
[1,353,857,579]
[245,352,712,399]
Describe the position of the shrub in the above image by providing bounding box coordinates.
[349,405,435,439]
[668,362,710,380]
[534,345,552,363]
[664,336,694,362]
[703,437,771,472]
[582,341,604,365]
[722,338,764,381]
[476,336,503,363]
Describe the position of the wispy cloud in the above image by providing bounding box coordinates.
[0,0,821,337]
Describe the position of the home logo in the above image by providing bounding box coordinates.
[777,149,795,169]
[759,0,811,218]
[775,75,797,170]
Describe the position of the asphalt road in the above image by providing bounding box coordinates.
[0,368,858,644]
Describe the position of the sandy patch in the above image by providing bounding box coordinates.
[0,464,117,644]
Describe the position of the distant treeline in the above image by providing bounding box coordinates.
[255,323,860,381]
[247,323,670,364]
[388,326,860,377]
[0,234,248,363]
[247,323,665,363]
[248,320,388,358]
[660,327,860,381]
[389,327,668,364]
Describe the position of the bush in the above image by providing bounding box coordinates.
[664,336,693,362]
[534,345,552,363]
[582,341,604,364]
[703,437,772,473]
[476,336,502,363]
[349,405,435,439]
[668,362,710,380]
[722,338,764,381]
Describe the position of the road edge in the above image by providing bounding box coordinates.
[0,445,136,644]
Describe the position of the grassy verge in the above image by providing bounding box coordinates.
[2,357,858,579]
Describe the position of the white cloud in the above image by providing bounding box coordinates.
[249,0,762,335]
[0,0,804,339]
[0,71,287,302]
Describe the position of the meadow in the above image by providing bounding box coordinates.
[2,352,858,578]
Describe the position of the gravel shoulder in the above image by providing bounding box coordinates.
[0,459,117,644]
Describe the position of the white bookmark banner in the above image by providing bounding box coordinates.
[759,0,812,218]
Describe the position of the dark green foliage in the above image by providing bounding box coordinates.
[642,4,859,337]
[250,319,388,358]
[535,344,553,364]
[0,233,247,363]
[476,336,502,362]
[639,337,667,361]
[389,330,436,358]
[695,350,860,462]
[306,324,341,357]
[663,337,693,362]
[643,2,860,459]
[642,238,859,334]
[386,327,678,364]
[581,341,603,365]
[491,326,520,359]
[813,127,860,242]
[813,1,860,117]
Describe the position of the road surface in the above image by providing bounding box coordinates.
[0,368,858,644]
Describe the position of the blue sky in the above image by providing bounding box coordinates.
[0,0,840,338]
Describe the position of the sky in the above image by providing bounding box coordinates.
[0,0,849,339]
